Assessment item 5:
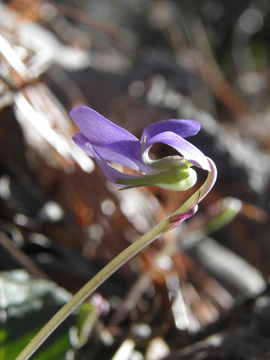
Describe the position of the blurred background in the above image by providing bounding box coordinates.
[1,0,270,359]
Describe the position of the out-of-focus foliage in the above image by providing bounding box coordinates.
[0,270,72,360]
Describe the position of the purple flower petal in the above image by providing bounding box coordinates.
[142,119,201,142]
[70,106,144,170]
[92,148,140,186]
[144,131,210,171]
[72,132,95,157]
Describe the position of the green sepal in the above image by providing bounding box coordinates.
[116,163,197,191]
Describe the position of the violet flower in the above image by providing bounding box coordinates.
[71,106,211,191]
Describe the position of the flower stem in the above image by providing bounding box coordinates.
[16,158,217,360]
[15,219,170,360]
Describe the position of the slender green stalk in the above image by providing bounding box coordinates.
[15,220,169,360]
[16,158,217,360]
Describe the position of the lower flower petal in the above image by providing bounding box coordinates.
[92,148,141,187]
[73,132,148,171]
[73,133,95,157]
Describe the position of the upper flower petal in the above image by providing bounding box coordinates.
[70,106,145,170]
[143,131,210,171]
[141,119,201,142]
